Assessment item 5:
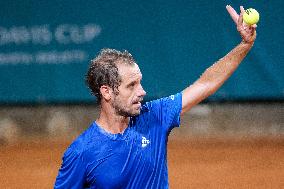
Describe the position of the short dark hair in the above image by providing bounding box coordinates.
[86,48,135,103]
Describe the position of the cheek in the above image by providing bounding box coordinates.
[115,92,132,105]
[119,88,135,102]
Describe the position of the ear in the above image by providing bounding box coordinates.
[100,85,112,101]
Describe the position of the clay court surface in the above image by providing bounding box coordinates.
[0,137,283,189]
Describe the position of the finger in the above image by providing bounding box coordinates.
[246,26,255,37]
[237,10,244,27]
[248,24,256,31]
[244,25,255,36]
[246,27,254,35]
[251,27,256,35]
[239,6,246,26]
[226,5,239,24]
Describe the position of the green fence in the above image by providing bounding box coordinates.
[0,0,283,104]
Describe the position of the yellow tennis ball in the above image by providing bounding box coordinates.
[243,8,260,25]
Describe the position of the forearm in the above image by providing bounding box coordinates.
[181,41,253,114]
[198,41,253,94]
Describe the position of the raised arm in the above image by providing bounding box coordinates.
[181,5,257,114]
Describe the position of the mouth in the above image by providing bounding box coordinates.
[134,101,141,105]
[133,101,141,106]
[132,98,143,107]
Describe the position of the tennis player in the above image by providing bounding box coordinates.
[54,5,256,188]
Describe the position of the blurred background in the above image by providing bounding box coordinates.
[0,0,283,188]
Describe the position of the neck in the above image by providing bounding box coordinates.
[96,104,130,134]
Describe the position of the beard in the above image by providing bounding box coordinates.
[112,96,142,117]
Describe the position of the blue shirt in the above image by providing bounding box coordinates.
[54,93,182,189]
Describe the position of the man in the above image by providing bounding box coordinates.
[55,5,256,188]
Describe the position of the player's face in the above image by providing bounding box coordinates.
[112,63,146,117]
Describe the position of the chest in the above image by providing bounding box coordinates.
[85,129,167,188]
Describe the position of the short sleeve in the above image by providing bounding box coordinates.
[54,148,86,189]
[145,92,182,132]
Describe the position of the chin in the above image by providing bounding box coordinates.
[117,109,140,117]
[132,110,141,116]
[127,109,140,117]
[132,107,143,116]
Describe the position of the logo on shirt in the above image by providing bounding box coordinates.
[170,95,175,100]
[141,136,150,148]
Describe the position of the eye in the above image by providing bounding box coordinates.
[130,82,135,87]
[129,83,135,88]
[127,82,136,88]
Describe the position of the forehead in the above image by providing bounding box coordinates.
[117,63,142,82]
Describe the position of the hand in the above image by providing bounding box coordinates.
[226,5,257,44]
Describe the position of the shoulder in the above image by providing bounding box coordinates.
[143,93,182,112]
[64,123,102,159]
[137,93,182,130]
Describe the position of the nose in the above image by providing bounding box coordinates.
[138,84,146,97]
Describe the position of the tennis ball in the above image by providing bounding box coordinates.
[243,8,259,25]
